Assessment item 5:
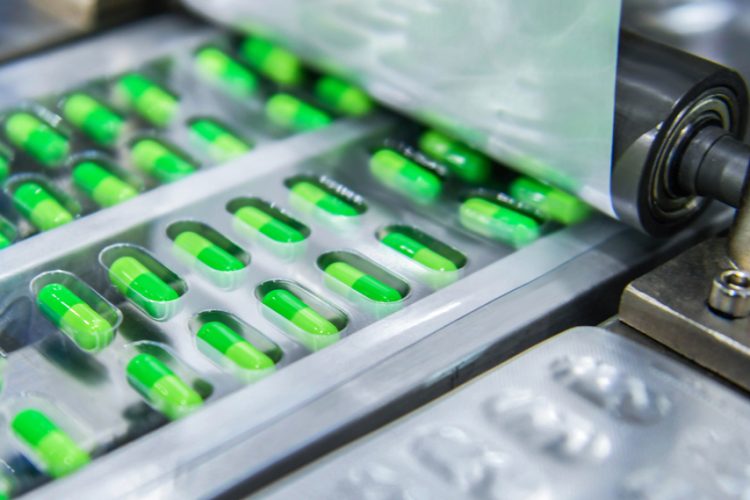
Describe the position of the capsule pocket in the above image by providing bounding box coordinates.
[369,145,445,204]
[187,116,253,163]
[0,214,17,250]
[265,93,332,133]
[31,271,121,353]
[112,72,180,127]
[99,244,187,321]
[459,192,548,248]
[4,174,81,233]
[228,197,310,258]
[70,156,141,208]
[128,136,198,184]
[256,280,346,351]
[194,45,259,98]
[0,108,71,168]
[285,174,367,219]
[59,92,125,147]
[190,311,281,382]
[505,176,591,225]
[167,221,250,290]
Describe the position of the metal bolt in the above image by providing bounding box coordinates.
[708,269,750,318]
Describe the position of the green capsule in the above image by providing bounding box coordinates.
[234,205,306,243]
[262,289,338,336]
[508,176,590,225]
[0,232,10,250]
[195,46,258,96]
[130,138,196,183]
[109,256,179,317]
[380,231,458,272]
[11,409,90,478]
[314,76,373,116]
[459,197,541,247]
[418,130,490,183]
[115,73,178,127]
[266,93,332,132]
[0,153,9,182]
[72,161,138,208]
[4,112,69,167]
[126,354,203,420]
[290,181,359,216]
[197,322,275,372]
[369,149,443,203]
[37,283,114,352]
[325,261,402,302]
[12,181,74,231]
[62,93,124,146]
[174,231,245,272]
[188,118,251,162]
[240,37,303,86]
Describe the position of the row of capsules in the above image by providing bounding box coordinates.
[0,34,380,497]
[0,31,375,251]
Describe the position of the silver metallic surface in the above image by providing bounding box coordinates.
[729,177,750,270]
[708,269,750,318]
[262,326,750,499]
[621,238,750,391]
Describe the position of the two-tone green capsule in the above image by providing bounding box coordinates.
[262,289,339,336]
[507,176,590,225]
[288,179,361,217]
[173,231,245,272]
[460,197,541,247]
[4,112,69,167]
[370,149,443,203]
[197,321,275,374]
[188,118,252,162]
[37,283,115,352]
[380,230,459,273]
[266,93,332,132]
[0,151,9,182]
[234,204,307,243]
[418,130,491,184]
[109,256,179,318]
[314,76,373,117]
[130,138,196,183]
[11,409,90,478]
[12,181,74,231]
[240,37,303,86]
[72,161,138,208]
[0,216,15,250]
[115,73,178,127]
[324,261,402,303]
[61,93,124,146]
[126,354,202,420]
[194,46,258,97]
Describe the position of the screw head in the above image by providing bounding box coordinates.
[708,269,750,318]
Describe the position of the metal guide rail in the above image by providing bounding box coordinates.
[264,326,750,500]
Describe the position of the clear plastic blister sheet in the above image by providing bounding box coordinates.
[182,0,622,214]
[264,326,750,500]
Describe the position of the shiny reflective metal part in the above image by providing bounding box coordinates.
[708,269,750,318]
[729,176,750,270]
[621,237,750,391]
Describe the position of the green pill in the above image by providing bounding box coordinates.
[115,73,178,127]
[314,76,373,117]
[189,118,251,162]
[262,289,338,336]
[324,261,402,302]
[266,93,332,132]
[0,153,9,182]
[195,46,258,96]
[235,205,306,243]
[380,231,457,272]
[509,176,590,225]
[418,130,490,183]
[72,161,138,208]
[369,149,442,202]
[12,181,74,231]
[4,112,69,167]
[37,283,114,352]
[126,354,203,420]
[460,197,541,247]
[130,138,196,183]
[240,37,303,86]
[174,231,245,272]
[0,233,10,250]
[62,93,124,145]
[11,409,90,478]
[109,256,179,317]
[197,322,274,372]
[290,181,359,216]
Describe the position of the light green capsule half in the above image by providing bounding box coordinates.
[115,74,178,127]
[314,76,373,116]
[37,283,114,352]
[195,46,258,96]
[509,176,590,225]
[459,197,541,247]
[380,231,458,272]
[325,261,402,302]
[72,161,138,207]
[12,181,74,231]
[369,149,442,203]
[266,93,332,132]
[418,130,490,183]
[131,139,196,183]
[240,37,303,86]
[11,409,90,478]
[62,93,124,145]
[235,205,306,243]
[189,118,252,162]
[126,353,203,420]
[174,231,245,272]
[4,112,69,167]
[197,321,275,372]
[262,289,339,336]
